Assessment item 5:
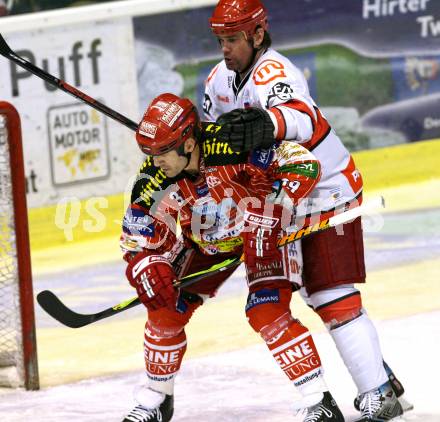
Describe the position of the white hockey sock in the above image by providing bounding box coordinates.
[148,377,175,396]
[329,312,388,393]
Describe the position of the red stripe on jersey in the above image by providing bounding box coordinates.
[269,106,287,140]
[281,100,331,151]
[341,156,363,194]
[206,64,220,84]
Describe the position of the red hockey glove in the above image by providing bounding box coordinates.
[126,252,178,311]
[242,203,287,285]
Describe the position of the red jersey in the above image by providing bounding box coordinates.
[120,124,320,258]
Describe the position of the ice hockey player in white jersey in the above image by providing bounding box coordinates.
[205,1,412,421]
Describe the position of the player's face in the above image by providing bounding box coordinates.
[152,149,188,178]
[217,32,253,73]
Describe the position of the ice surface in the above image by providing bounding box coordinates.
[1,311,439,421]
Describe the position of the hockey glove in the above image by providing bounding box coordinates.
[242,203,286,285]
[126,252,178,311]
[216,107,276,151]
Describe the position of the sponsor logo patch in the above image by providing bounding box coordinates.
[266,82,295,107]
[162,103,183,127]
[217,94,230,103]
[244,212,279,228]
[249,147,274,169]
[123,207,155,237]
[196,183,209,197]
[253,59,286,85]
[151,100,169,112]
[245,288,280,311]
[277,162,320,179]
[139,121,158,139]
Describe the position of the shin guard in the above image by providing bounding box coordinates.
[246,283,327,397]
[312,288,388,393]
[267,316,327,396]
[144,321,187,395]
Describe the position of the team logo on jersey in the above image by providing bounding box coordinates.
[266,82,295,108]
[253,59,286,85]
[206,175,221,188]
[203,94,213,115]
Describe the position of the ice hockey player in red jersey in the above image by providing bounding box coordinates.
[120,93,345,421]
[204,1,412,421]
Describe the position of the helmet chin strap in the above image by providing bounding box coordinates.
[176,144,194,173]
[183,152,192,169]
[179,125,200,173]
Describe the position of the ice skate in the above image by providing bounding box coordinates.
[294,391,345,421]
[383,361,414,413]
[354,381,404,421]
[354,363,413,414]
[123,387,174,422]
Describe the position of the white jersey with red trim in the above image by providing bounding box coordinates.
[204,48,363,215]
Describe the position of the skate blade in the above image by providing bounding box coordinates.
[355,415,406,422]
[398,395,414,413]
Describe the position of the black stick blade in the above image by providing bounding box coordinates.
[37,290,141,328]
[37,290,97,328]
[35,256,241,328]
[0,33,12,56]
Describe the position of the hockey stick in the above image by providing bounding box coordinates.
[0,33,138,131]
[277,195,385,246]
[37,197,384,328]
[37,256,241,328]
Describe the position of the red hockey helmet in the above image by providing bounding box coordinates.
[209,0,268,39]
[136,93,199,156]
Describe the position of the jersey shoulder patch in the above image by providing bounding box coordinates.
[249,147,274,170]
[253,59,287,86]
[132,156,175,209]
